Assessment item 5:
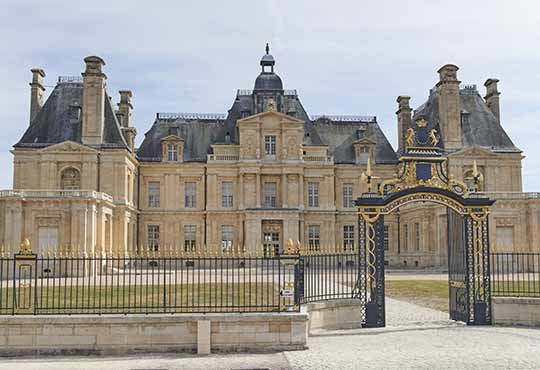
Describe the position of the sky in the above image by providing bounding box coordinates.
[0,0,539,190]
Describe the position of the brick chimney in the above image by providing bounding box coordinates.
[29,68,46,124]
[484,78,500,122]
[396,95,412,153]
[81,56,106,145]
[436,64,462,150]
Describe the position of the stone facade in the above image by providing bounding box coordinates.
[1,48,538,267]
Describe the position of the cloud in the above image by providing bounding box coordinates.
[0,0,539,191]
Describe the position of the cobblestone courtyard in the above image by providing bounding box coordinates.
[1,297,539,370]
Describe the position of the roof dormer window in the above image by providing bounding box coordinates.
[166,143,178,161]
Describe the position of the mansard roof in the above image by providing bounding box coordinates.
[136,92,399,164]
[413,85,520,153]
[14,80,128,150]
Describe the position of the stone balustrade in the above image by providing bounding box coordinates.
[0,189,114,202]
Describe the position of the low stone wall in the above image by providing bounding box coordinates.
[304,299,362,332]
[0,313,308,356]
[492,297,540,326]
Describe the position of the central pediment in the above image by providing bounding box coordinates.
[38,140,98,154]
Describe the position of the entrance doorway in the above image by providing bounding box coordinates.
[262,221,282,256]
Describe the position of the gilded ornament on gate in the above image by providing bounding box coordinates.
[19,238,32,255]
[405,127,415,147]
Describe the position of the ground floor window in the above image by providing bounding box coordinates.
[308,225,320,251]
[343,225,354,250]
[184,225,196,251]
[495,226,514,251]
[414,223,420,251]
[221,225,234,251]
[38,227,58,254]
[147,225,160,251]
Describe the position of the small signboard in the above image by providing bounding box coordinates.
[280,289,294,297]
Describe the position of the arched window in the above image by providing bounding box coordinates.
[61,168,81,190]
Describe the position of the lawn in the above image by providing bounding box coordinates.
[0,282,284,314]
[385,279,540,313]
[386,280,449,312]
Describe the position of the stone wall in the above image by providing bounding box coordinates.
[0,312,308,356]
[492,297,540,326]
[304,299,362,332]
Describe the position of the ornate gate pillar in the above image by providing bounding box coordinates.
[359,209,385,327]
[465,208,491,325]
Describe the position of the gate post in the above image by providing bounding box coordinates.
[13,239,38,315]
[466,210,491,325]
[359,210,385,328]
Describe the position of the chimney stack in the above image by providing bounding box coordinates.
[484,78,500,122]
[396,95,412,153]
[118,90,133,127]
[29,68,46,124]
[118,90,137,151]
[81,56,106,146]
[436,64,462,150]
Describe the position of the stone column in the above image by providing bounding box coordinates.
[298,174,304,210]
[239,174,244,209]
[281,173,288,208]
[255,173,261,208]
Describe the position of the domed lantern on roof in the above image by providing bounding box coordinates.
[254,43,283,91]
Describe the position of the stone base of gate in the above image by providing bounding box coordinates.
[303,299,362,332]
[0,313,308,356]
[492,297,540,327]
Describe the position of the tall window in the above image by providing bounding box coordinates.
[264,182,277,208]
[308,182,319,207]
[415,223,420,251]
[184,225,196,251]
[167,143,178,161]
[264,135,276,158]
[308,225,321,251]
[148,182,160,208]
[343,183,354,208]
[221,225,234,251]
[147,225,160,251]
[384,225,389,251]
[61,168,81,190]
[221,181,233,208]
[184,182,196,208]
[343,225,354,250]
[403,224,408,252]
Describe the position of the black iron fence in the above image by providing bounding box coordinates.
[3,243,537,316]
[0,243,362,315]
[491,252,540,297]
[0,246,304,315]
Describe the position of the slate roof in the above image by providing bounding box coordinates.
[14,81,128,149]
[136,89,398,164]
[413,86,520,153]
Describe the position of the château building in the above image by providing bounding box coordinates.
[1,47,538,267]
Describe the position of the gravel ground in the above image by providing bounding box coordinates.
[1,297,539,370]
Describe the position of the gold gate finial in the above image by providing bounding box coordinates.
[19,238,32,255]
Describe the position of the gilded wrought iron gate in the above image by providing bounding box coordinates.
[448,209,468,322]
[355,117,494,327]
